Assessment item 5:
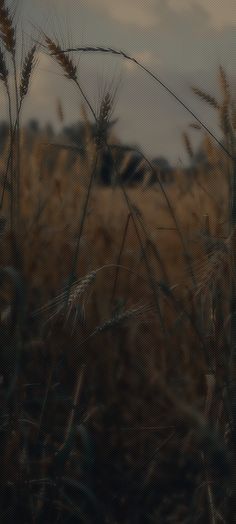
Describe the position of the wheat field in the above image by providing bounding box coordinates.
[0,3,235,523]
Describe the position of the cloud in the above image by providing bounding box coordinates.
[84,0,159,28]
[168,0,235,29]
[82,0,234,30]
[24,0,235,31]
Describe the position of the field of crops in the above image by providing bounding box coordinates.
[0,2,235,523]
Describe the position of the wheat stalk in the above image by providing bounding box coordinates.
[20,46,37,102]
[95,92,113,150]
[94,303,153,334]
[65,270,97,324]
[45,35,77,81]
[219,65,230,105]
[34,270,97,326]
[203,135,215,164]
[232,100,236,131]
[220,102,231,137]
[191,86,220,110]
[78,302,154,348]
[56,366,85,453]
[0,3,16,228]
[182,131,194,160]
[55,45,233,159]
[32,264,152,328]
[45,34,96,123]
[0,1,21,231]
[56,98,64,124]
[0,0,15,56]
[0,44,7,83]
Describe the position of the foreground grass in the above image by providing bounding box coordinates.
[0,3,235,522]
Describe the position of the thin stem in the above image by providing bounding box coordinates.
[110,143,197,288]
[61,366,85,448]
[75,78,97,122]
[110,212,131,306]
[5,81,14,229]
[66,152,98,301]
[228,150,236,521]
[100,145,171,333]
[56,45,234,161]
[0,98,25,213]
[13,57,20,231]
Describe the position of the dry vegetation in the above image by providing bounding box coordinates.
[0,3,236,523]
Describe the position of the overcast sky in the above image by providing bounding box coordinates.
[1,0,235,163]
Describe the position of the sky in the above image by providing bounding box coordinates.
[1,0,235,163]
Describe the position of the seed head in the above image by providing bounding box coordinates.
[45,35,77,81]
[93,303,153,335]
[191,86,220,110]
[20,46,37,101]
[0,45,8,83]
[0,1,15,56]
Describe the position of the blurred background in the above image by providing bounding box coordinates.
[0,0,235,164]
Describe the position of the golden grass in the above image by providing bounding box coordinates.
[0,23,234,520]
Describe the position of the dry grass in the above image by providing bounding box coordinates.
[0,18,235,523]
[0,119,231,521]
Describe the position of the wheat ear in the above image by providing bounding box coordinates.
[94,303,153,333]
[95,92,113,149]
[44,35,77,81]
[0,44,8,83]
[44,34,96,121]
[79,303,154,348]
[182,132,194,160]
[32,270,97,325]
[219,65,230,105]
[191,86,220,110]
[54,45,233,159]
[20,46,37,102]
[0,0,15,56]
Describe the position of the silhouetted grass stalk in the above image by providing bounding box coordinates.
[67,152,98,293]
[55,46,233,161]
[0,45,15,229]
[47,41,200,316]
[60,366,85,449]
[110,143,197,288]
[51,50,235,519]
[229,148,236,519]
[110,212,131,306]
[49,45,200,294]
[201,372,217,524]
